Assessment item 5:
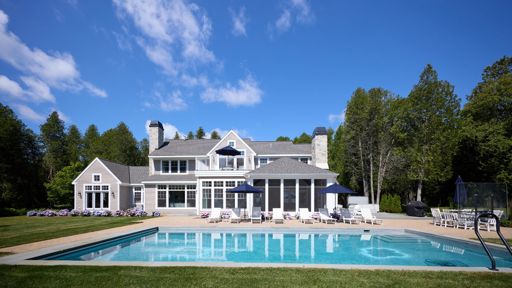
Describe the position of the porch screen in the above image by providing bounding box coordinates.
[268,179,281,211]
[283,179,296,211]
[253,179,265,211]
[299,179,311,211]
[314,179,327,212]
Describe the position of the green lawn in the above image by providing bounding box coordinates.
[0,216,147,248]
[0,266,510,288]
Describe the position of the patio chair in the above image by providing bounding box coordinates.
[230,208,241,223]
[251,207,262,223]
[441,212,456,228]
[431,208,442,226]
[207,208,222,223]
[319,208,336,224]
[299,208,314,224]
[341,208,360,224]
[479,210,504,231]
[361,208,383,225]
[455,213,474,230]
[272,208,284,224]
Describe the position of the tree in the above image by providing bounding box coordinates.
[0,103,45,208]
[173,131,181,140]
[187,131,194,140]
[328,124,349,185]
[196,127,205,139]
[456,56,512,183]
[66,125,82,164]
[405,64,461,202]
[83,124,102,164]
[40,112,68,179]
[210,130,221,139]
[45,162,84,208]
[276,136,291,142]
[293,133,312,144]
[100,122,141,165]
[138,138,149,165]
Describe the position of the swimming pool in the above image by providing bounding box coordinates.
[33,228,512,268]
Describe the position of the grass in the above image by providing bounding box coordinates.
[0,266,511,288]
[0,216,147,248]
[0,252,13,257]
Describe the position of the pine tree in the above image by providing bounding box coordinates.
[210,130,221,139]
[276,136,291,141]
[40,112,68,179]
[83,124,102,164]
[66,125,82,164]
[187,131,194,140]
[196,127,205,139]
[173,131,180,140]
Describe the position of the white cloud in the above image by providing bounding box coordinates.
[201,76,262,106]
[0,74,24,99]
[145,120,184,139]
[272,0,314,34]
[230,7,248,37]
[14,104,45,123]
[113,0,215,76]
[328,110,346,124]
[0,9,106,98]
[157,90,188,111]
[21,76,55,103]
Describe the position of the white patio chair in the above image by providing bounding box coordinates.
[319,208,336,224]
[272,208,284,224]
[341,208,360,224]
[230,208,241,223]
[299,208,314,224]
[207,208,222,223]
[361,208,383,225]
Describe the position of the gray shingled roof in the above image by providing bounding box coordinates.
[99,158,131,183]
[149,139,219,156]
[245,140,311,155]
[129,166,149,184]
[149,139,312,156]
[247,157,337,177]
[142,174,197,182]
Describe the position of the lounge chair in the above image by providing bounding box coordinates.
[230,208,241,223]
[431,208,442,226]
[299,208,313,224]
[341,208,360,224]
[319,208,336,224]
[272,208,284,224]
[251,207,262,223]
[361,208,383,225]
[207,208,221,223]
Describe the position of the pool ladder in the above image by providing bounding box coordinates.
[474,212,512,271]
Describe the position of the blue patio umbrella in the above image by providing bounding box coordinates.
[454,176,468,207]
[228,183,263,193]
[215,146,242,156]
[320,183,355,194]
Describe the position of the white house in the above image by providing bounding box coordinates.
[72,121,338,215]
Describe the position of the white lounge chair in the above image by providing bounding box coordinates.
[251,207,262,223]
[431,208,442,226]
[272,208,284,224]
[230,208,241,223]
[207,208,221,223]
[319,208,336,224]
[299,208,313,224]
[341,208,360,224]
[361,208,383,225]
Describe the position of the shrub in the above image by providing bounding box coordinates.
[380,194,402,213]
[152,211,161,217]
[70,209,80,216]
[57,209,70,216]
[0,208,28,217]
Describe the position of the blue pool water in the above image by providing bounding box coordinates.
[37,228,512,268]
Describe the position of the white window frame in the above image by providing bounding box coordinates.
[161,160,188,174]
[133,186,144,205]
[228,140,236,147]
[199,179,246,210]
[83,183,110,210]
[92,173,101,183]
[154,184,197,209]
[258,157,269,168]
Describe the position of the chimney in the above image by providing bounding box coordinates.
[311,127,328,169]
[149,120,164,154]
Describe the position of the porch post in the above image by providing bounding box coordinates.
[310,178,315,212]
[280,179,284,210]
[295,179,299,213]
[265,179,269,214]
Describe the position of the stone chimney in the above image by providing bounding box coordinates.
[311,127,328,169]
[148,120,164,154]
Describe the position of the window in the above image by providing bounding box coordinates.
[214,181,224,187]
[225,181,236,188]
[162,160,187,174]
[85,184,109,209]
[284,179,296,211]
[202,181,212,187]
[259,158,268,167]
[228,140,235,147]
[214,189,223,208]
[299,157,309,164]
[202,189,211,209]
[92,174,101,183]
[168,185,185,208]
[157,185,167,208]
[236,150,245,170]
[219,156,234,169]
[187,185,196,208]
[226,192,235,208]
[133,186,142,204]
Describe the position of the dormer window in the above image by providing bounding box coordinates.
[92,173,101,183]
[228,140,235,147]
[162,160,187,174]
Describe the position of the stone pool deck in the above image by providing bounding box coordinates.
[1,214,511,255]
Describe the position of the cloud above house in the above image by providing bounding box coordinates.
[328,110,346,124]
[271,0,314,35]
[0,9,106,122]
[230,7,248,37]
[201,75,262,106]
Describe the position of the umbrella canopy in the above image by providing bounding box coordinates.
[215,145,242,156]
[228,183,263,193]
[320,183,355,194]
[454,175,468,205]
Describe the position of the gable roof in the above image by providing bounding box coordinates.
[149,139,218,156]
[245,140,311,155]
[206,130,256,155]
[100,158,131,183]
[72,157,149,184]
[247,157,337,177]
[129,166,149,184]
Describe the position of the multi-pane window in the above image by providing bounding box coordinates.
[157,184,196,208]
[299,157,309,164]
[85,184,109,209]
[187,184,196,208]
[157,185,167,208]
[259,158,268,167]
[93,174,101,182]
[214,189,223,208]
[202,189,211,209]
[162,160,187,174]
[226,192,235,208]
[133,186,142,204]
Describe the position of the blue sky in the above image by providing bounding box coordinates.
[0,0,511,141]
